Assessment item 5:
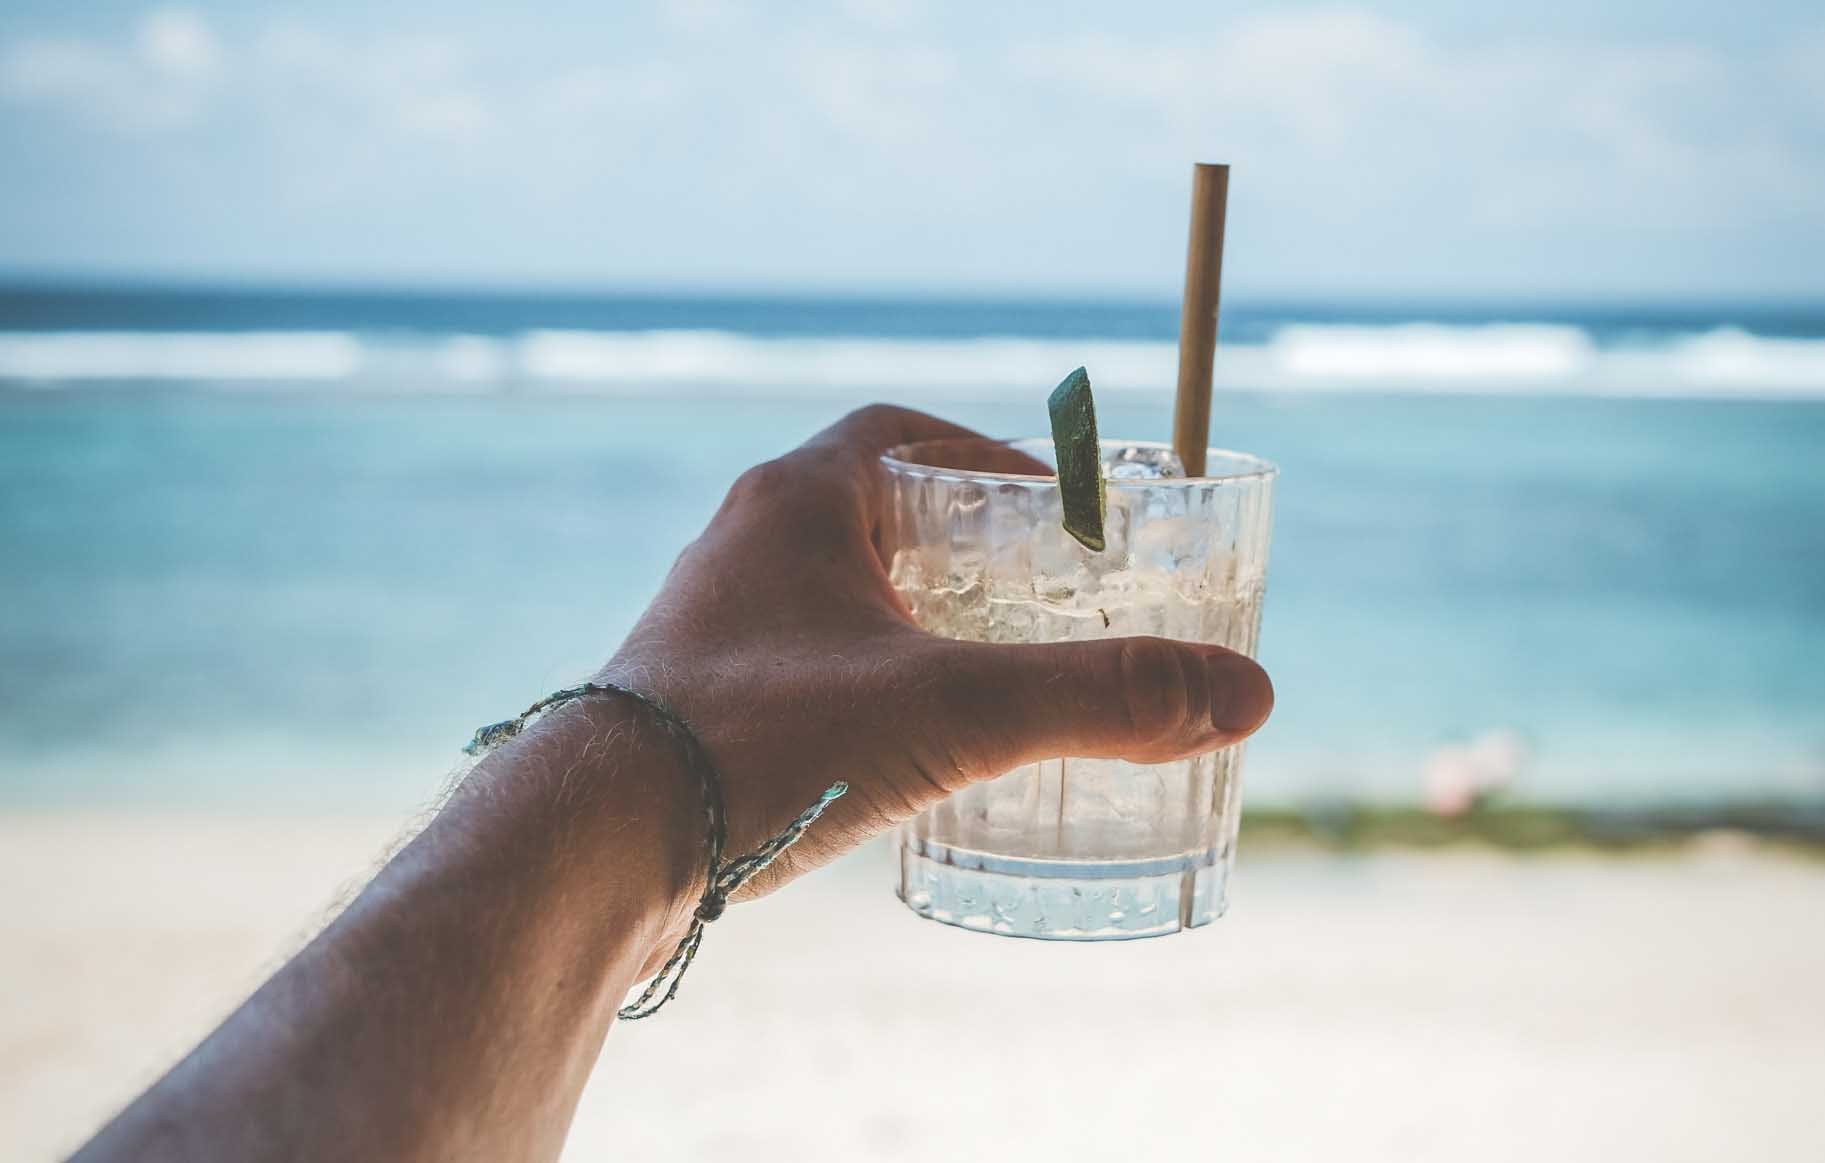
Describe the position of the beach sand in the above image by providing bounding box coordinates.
[4,814,1821,1161]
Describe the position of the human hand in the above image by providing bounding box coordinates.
[604,405,1274,907]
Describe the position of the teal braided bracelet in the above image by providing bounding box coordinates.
[464,681,847,1020]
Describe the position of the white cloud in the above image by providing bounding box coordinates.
[139,7,220,80]
[364,38,497,142]
[0,6,220,132]
[786,33,959,146]
[1,39,115,103]
[249,25,501,144]
[1012,10,1431,145]
[0,12,502,143]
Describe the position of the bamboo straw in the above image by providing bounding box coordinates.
[1171,162,1230,476]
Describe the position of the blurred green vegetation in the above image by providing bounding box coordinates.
[1239,802,1825,856]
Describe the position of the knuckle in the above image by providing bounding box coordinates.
[835,403,917,453]
[723,454,863,560]
[725,456,797,508]
[1116,638,1195,747]
[726,451,850,510]
[847,402,904,429]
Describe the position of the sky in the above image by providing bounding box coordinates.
[1,0,1822,299]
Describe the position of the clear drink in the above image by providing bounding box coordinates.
[882,437,1276,940]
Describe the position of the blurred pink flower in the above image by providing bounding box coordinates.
[1424,729,1532,816]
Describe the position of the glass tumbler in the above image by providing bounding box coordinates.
[882,437,1276,940]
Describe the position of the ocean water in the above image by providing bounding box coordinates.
[2,289,1822,811]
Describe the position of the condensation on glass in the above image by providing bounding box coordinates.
[882,437,1276,940]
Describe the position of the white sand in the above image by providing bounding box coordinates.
[3,815,1821,1162]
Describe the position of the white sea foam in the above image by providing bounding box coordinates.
[517,330,1174,393]
[0,330,364,382]
[2,324,1823,398]
[1270,323,1596,381]
[1663,327,1825,391]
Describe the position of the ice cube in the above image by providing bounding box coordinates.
[1103,446,1186,480]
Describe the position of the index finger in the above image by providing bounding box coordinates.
[792,404,1050,528]
[802,403,984,456]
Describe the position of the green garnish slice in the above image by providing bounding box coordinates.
[1047,366,1105,551]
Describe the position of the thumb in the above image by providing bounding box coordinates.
[931,636,1275,776]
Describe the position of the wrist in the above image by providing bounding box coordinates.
[462,692,709,958]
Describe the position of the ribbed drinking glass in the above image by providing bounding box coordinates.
[882,437,1276,940]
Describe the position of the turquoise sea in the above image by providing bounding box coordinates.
[2,288,1822,811]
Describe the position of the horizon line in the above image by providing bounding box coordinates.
[3,274,1825,314]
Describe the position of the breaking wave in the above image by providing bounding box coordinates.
[3,324,1823,397]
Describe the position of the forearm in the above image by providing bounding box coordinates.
[74,699,699,1163]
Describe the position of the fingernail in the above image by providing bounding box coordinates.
[1209,652,1274,734]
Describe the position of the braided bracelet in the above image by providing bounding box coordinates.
[463,681,846,1020]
